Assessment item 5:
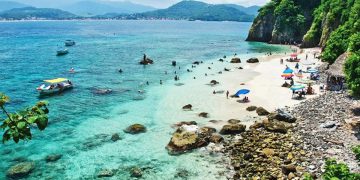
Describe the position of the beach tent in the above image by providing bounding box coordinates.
[235,89,250,97]
[290,84,305,91]
[283,68,294,74]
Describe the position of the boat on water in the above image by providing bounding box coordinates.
[37,78,73,95]
[56,49,69,56]
[65,40,76,46]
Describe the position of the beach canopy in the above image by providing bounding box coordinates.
[235,89,250,96]
[290,53,298,57]
[281,73,294,78]
[290,84,305,91]
[44,78,68,84]
[296,79,316,85]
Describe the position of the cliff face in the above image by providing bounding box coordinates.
[245,12,275,42]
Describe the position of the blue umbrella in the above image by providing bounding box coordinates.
[235,89,250,96]
[283,68,294,74]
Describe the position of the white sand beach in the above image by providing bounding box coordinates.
[156,47,323,129]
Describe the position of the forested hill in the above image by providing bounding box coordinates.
[247,0,360,95]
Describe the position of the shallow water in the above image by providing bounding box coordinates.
[0,20,288,179]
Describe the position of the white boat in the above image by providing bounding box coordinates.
[37,78,73,95]
[65,40,76,46]
[56,49,69,56]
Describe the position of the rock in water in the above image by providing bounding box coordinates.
[124,124,146,134]
[6,162,35,179]
[130,167,142,177]
[230,57,241,63]
[219,124,246,135]
[111,133,121,142]
[246,106,257,111]
[97,169,114,178]
[198,112,209,118]
[45,154,62,162]
[246,58,259,63]
[139,58,154,65]
[268,109,296,123]
[228,119,241,124]
[256,107,270,116]
[182,104,192,110]
[210,134,224,143]
[166,125,214,155]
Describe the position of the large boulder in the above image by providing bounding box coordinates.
[210,134,224,143]
[228,119,241,124]
[210,80,219,85]
[198,112,209,118]
[256,107,270,116]
[246,58,259,63]
[268,109,296,123]
[6,162,35,179]
[230,57,241,63]
[124,124,146,134]
[166,125,214,155]
[246,106,257,111]
[263,120,288,134]
[220,124,246,135]
[45,154,62,162]
[174,121,197,128]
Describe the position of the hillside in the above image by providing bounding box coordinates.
[224,4,260,15]
[0,1,29,12]
[247,0,360,94]
[129,1,255,22]
[61,0,157,16]
[0,7,78,20]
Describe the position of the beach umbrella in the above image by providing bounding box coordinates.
[281,73,294,78]
[296,79,316,85]
[290,53,298,58]
[235,89,250,97]
[290,84,305,91]
[283,68,294,74]
[307,68,318,73]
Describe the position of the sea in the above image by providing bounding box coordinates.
[0,20,289,179]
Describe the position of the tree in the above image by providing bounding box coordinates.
[345,53,360,96]
[0,93,49,143]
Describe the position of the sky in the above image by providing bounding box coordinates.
[9,0,270,8]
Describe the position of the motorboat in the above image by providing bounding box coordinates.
[56,49,69,56]
[65,40,76,46]
[37,78,73,95]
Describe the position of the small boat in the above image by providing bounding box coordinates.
[56,49,69,56]
[37,78,73,95]
[65,40,76,46]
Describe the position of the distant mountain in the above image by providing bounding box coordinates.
[61,0,157,16]
[127,1,255,22]
[224,5,260,15]
[0,1,29,12]
[0,7,78,20]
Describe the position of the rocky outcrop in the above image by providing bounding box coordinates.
[256,107,270,116]
[124,124,146,134]
[6,162,35,179]
[246,58,259,63]
[230,57,241,63]
[246,9,275,42]
[219,124,246,135]
[166,125,217,155]
[268,109,296,123]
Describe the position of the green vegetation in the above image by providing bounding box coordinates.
[322,159,360,180]
[0,93,49,143]
[352,145,360,163]
[0,7,78,20]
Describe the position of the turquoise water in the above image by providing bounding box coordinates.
[0,20,288,179]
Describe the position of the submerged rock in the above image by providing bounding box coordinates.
[45,154,62,162]
[130,167,142,177]
[230,57,241,63]
[124,124,146,134]
[6,162,35,179]
[219,124,246,135]
[246,58,259,63]
[81,134,110,150]
[97,169,114,178]
[111,133,121,142]
[256,107,270,116]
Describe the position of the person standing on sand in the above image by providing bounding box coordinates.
[226,91,229,99]
[306,54,308,60]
